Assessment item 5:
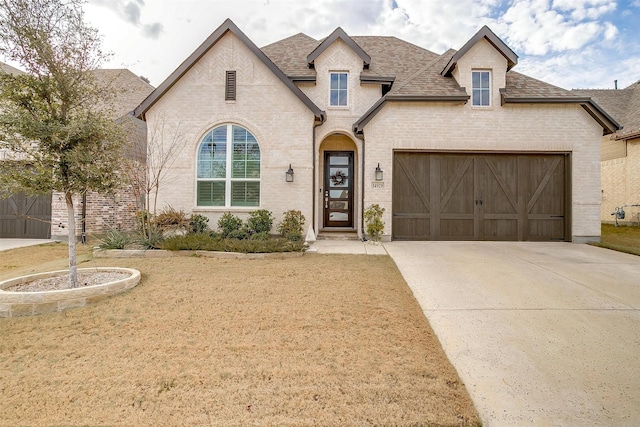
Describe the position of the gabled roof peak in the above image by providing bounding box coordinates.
[441,25,518,76]
[306,27,371,68]
[133,18,324,122]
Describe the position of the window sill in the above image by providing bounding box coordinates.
[194,207,259,212]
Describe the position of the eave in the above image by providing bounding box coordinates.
[442,25,518,77]
[500,91,621,135]
[353,94,470,136]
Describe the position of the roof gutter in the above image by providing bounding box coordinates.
[500,91,621,135]
[353,94,470,135]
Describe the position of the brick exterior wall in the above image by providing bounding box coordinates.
[51,186,141,239]
[145,33,605,242]
[363,39,603,242]
[144,32,316,234]
[601,137,640,224]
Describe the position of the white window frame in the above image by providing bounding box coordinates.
[472,70,491,107]
[196,124,261,208]
[329,72,349,107]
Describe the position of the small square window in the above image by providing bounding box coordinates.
[472,71,491,107]
[329,72,348,106]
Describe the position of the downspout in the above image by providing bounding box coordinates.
[312,114,325,239]
[354,130,366,241]
[81,191,87,245]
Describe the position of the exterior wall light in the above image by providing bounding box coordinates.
[286,164,294,182]
[375,163,383,181]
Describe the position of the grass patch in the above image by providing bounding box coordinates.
[0,245,480,426]
[592,224,640,256]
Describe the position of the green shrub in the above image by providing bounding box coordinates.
[277,210,305,241]
[189,214,210,234]
[227,228,249,240]
[364,203,385,242]
[217,212,243,237]
[161,234,305,253]
[98,229,133,249]
[162,233,221,251]
[247,209,273,235]
[250,231,270,241]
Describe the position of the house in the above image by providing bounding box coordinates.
[133,19,618,242]
[574,81,640,225]
[0,66,154,239]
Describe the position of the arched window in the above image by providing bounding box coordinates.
[197,124,260,207]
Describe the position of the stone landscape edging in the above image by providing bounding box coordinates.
[0,267,141,318]
[93,248,304,259]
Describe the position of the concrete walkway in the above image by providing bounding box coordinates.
[307,239,387,255]
[0,239,55,252]
[384,241,640,426]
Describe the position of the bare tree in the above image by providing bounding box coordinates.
[121,113,185,237]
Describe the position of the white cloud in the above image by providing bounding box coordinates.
[80,0,638,89]
[499,0,618,55]
[88,0,164,39]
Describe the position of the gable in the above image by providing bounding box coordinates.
[133,19,324,122]
[441,25,517,77]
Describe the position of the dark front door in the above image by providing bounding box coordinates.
[324,151,354,228]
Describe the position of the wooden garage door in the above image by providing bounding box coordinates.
[0,192,52,238]
[393,153,569,241]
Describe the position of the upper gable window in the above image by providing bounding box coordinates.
[329,72,348,107]
[472,71,491,107]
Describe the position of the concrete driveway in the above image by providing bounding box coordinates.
[384,241,640,426]
[0,238,54,252]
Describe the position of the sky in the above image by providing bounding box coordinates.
[79,0,639,90]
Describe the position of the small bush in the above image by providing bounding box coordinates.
[217,212,243,237]
[189,214,210,234]
[98,229,133,249]
[250,231,270,241]
[161,234,305,253]
[227,228,249,240]
[277,210,305,241]
[364,203,385,242]
[155,206,189,231]
[247,209,273,235]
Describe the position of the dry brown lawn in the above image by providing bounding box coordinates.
[0,244,480,426]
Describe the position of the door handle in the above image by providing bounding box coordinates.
[325,191,329,208]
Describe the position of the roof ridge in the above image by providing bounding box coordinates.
[261,32,317,49]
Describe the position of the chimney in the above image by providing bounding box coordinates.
[614,80,618,90]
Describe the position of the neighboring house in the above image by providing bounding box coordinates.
[0,65,154,239]
[574,81,640,225]
[133,19,618,242]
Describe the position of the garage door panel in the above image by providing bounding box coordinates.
[483,219,518,240]
[0,192,52,238]
[393,216,430,240]
[393,152,568,241]
[439,155,474,215]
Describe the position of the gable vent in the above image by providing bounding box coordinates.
[225,71,236,101]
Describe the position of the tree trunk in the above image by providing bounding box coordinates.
[65,191,77,288]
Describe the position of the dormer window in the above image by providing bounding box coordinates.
[472,70,491,107]
[329,72,348,107]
